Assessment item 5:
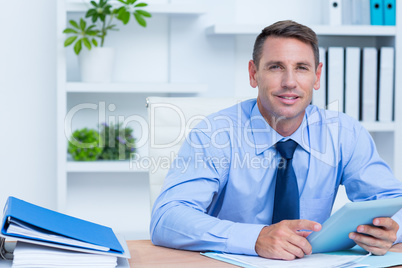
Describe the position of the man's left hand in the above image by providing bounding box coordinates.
[349,217,399,255]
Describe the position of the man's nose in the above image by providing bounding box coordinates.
[281,70,297,89]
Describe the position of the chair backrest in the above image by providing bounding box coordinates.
[147,97,251,208]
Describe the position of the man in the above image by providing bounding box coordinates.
[150,20,402,260]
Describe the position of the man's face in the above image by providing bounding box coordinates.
[249,37,322,129]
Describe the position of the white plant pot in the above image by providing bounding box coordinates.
[79,47,115,83]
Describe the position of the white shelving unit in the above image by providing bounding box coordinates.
[66,82,207,93]
[206,24,397,36]
[66,161,148,173]
[66,1,207,14]
[56,0,207,239]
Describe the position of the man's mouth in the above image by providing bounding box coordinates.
[280,96,298,100]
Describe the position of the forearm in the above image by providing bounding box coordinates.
[150,202,265,255]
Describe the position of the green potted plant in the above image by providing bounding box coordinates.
[68,123,136,161]
[63,0,151,82]
[98,122,136,160]
[68,128,103,161]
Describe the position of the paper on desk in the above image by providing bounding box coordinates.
[202,252,370,268]
[12,241,117,268]
[328,246,402,268]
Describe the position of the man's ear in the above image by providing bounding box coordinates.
[313,62,323,90]
[249,60,258,88]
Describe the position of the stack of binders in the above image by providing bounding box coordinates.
[328,0,396,26]
[313,46,395,123]
[0,196,130,267]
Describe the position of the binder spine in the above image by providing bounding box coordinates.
[329,0,343,25]
[370,0,384,25]
[383,0,396,25]
[0,237,14,260]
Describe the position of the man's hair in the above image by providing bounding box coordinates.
[252,20,319,70]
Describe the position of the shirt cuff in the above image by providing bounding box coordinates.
[392,209,402,244]
[225,223,266,255]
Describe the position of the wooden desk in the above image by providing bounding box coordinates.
[127,240,402,268]
[127,240,235,267]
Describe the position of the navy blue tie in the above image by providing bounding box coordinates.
[272,139,300,224]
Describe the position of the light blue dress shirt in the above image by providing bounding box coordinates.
[150,98,402,255]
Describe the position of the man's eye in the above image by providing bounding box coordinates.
[298,66,308,70]
[270,65,281,70]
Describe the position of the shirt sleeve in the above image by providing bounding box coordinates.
[150,127,265,255]
[341,125,402,243]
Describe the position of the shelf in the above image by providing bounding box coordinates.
[66,1,206,15]
[361,122,395,132]
[67,160,148,173]
[66,82,207,93]
[206,24,396,37]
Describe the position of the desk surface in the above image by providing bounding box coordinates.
[127,240,402,268]
[127,240,235,267]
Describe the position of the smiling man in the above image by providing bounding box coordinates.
[150,20,402,260]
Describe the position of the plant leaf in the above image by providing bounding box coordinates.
[83,38,92,50]
[63,28,78,34]
[74,39,82,55]
[136,10,151,17]
[69,20,79,29]
[106,24,117,30]
[135,3,147,7]
[91,13,98,23]
[64,36,78,47]
[90,1,97,7]
[113,6,125,15]
[92,38,98,47]
[79,18,86,31]
[134,12,146,27]
[118,9,131,24]
[87,30,98,36]
[85,9,97,18]
[87,25,96,31]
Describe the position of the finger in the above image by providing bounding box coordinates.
[287,232,312,255]
[282,242,306,259]
[356,224,397,243]
[350,232,381,248]
[354,240,388,256]
[296,231,312,238]
[286,219,321,232]
[273,249,299,261]
[356,225,388,240]
[373,217,399,230]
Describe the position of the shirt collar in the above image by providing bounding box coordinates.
[250,102,311,155]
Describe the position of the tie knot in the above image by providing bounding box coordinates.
[276,140,298,160]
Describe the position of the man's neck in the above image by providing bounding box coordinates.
[257,100,305,137]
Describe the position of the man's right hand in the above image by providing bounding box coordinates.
[255,220,321,260]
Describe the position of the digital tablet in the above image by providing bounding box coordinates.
[307,197,402,253]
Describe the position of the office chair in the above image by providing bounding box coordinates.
[146,97,250,208]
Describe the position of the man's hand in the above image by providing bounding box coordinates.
[349,217,399,255]
[255,220,321,260]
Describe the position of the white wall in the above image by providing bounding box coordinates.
[0,1,57,210]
